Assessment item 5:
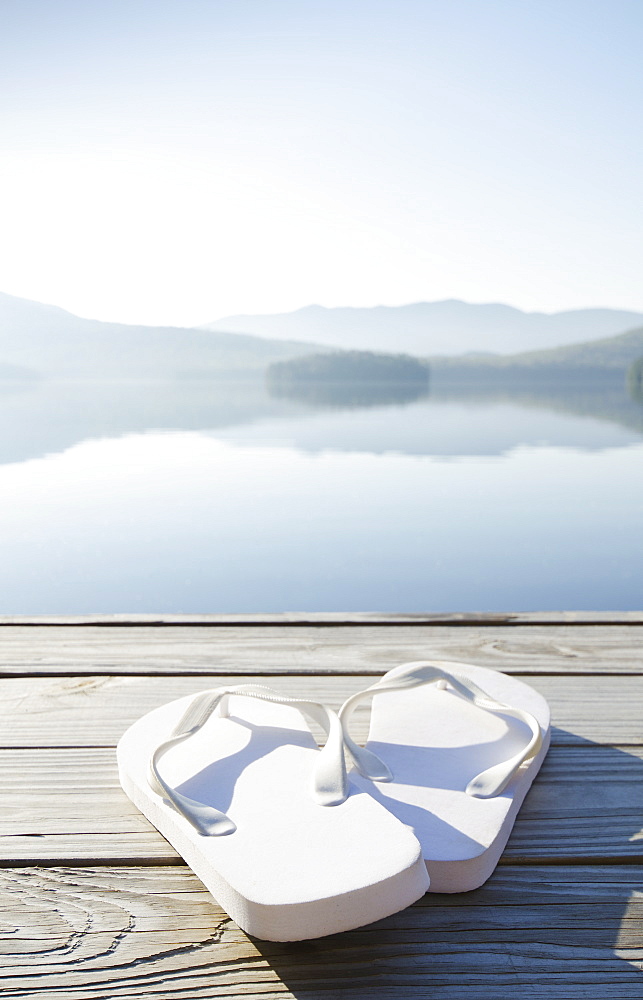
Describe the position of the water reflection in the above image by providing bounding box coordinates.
[1,375,642,613]
[266,377,429,408]
[0,375,641,465]
[0,378,301,465]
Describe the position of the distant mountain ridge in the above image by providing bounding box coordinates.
[203,301,643,356]
[432,325,643,374]
[0,291,318,378]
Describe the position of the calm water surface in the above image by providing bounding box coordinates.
[0,378,641,612]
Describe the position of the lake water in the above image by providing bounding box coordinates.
[0,377,641,613]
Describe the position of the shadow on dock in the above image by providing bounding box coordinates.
[247,731,643,998]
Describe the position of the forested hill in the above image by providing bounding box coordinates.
[268,350,429,382]
[431,325,643,378]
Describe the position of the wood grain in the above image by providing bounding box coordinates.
[1,745,642,864]
[0,673,641,747]
[0,866,641,998]
[0,624,642,676]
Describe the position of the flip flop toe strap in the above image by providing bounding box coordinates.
[149,685,348,836]
[339,660,543,799]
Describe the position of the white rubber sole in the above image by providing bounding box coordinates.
[352,662,551,893]
[118,693,430,940]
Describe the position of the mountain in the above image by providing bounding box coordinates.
[6,288,642,381]
[202,301,643,356]
[431,325,643,379]
[0,291,318,379]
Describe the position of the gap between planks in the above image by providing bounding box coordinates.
[0,674,641,747]
[2,745,642,864]
[2,854,643,870]
[1,611,643,625]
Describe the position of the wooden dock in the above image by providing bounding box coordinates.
[1,612,642,997]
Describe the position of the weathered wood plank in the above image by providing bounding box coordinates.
[0,674,641,747]
[0,624,642,676]
[0,622,640,996]
[1,746,641,864]
[0,866,641,997]
[0,611,642,625]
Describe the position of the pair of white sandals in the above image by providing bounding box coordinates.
[118,660,550,942]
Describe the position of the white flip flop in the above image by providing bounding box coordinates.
[118,684,429,941]
[339,661,551,893]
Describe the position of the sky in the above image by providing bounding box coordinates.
[1,0,642,327]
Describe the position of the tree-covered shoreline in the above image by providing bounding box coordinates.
[267,350,430,384]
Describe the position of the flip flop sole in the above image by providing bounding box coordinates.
[355,663,551,893]
[118,693,429,940]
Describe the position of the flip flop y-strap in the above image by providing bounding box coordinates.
[339,660,543,799]
[149,684,348,836]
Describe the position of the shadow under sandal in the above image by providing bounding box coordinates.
[339,660,551,893]
[117,685,429,941]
